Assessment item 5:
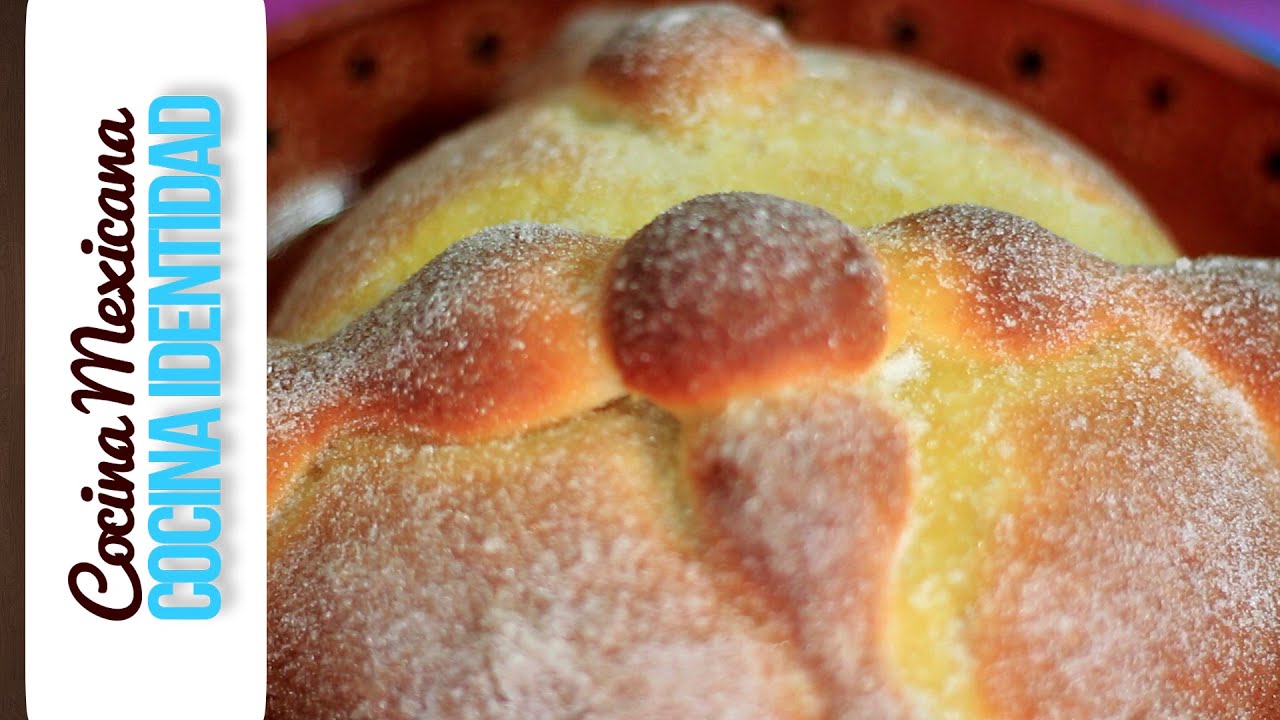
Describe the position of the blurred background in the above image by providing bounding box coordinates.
[267,1,1280,64]
[263,0,1280,300]
[1131,1,1280,65]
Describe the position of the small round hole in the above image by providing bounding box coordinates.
[889,17,919,50]
[1263,148,1280,182]
[469,32,502,65]
[1147,78,1175,112]
[348,54,378,82]
[769,3,797,28]
[1014,46,1045,80]
[267,127,278,152]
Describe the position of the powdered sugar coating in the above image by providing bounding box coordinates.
[973,347,1280,718]
[267,223,625,506]
[583,4,797,127]
[873,205,1124,358]
[269,402,819,719]
[606,193,887,410]
[269,193,1280,718]
[688,389,915,718]
[1142,257,1280,444]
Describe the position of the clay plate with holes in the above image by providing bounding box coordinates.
[268,0,1280,285]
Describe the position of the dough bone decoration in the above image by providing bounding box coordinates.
[266,4,1280,719]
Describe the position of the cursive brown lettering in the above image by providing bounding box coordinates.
[69,110,142,621]
[68,561,141,621]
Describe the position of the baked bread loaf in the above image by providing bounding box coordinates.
[268,192,1280,719]
[267,5,1279,719]
[270,3,1177,342]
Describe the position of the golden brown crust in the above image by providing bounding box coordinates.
[872,206,1127,360]
[974,358,1280,718]
[1143,258,1280,446]
[582,5,798,127]
[267,224,624,507]
[606,193,888,411]
[269,193,1280,718]
[269,400,822,720]
[687,390,915,718]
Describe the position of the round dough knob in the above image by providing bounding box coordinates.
[583,4,798,128]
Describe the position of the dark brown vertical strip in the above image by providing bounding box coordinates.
[0,0,24,718]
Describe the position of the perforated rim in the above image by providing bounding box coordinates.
[266,0,1280,281]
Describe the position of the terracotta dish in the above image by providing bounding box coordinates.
[267,0,1280,277]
